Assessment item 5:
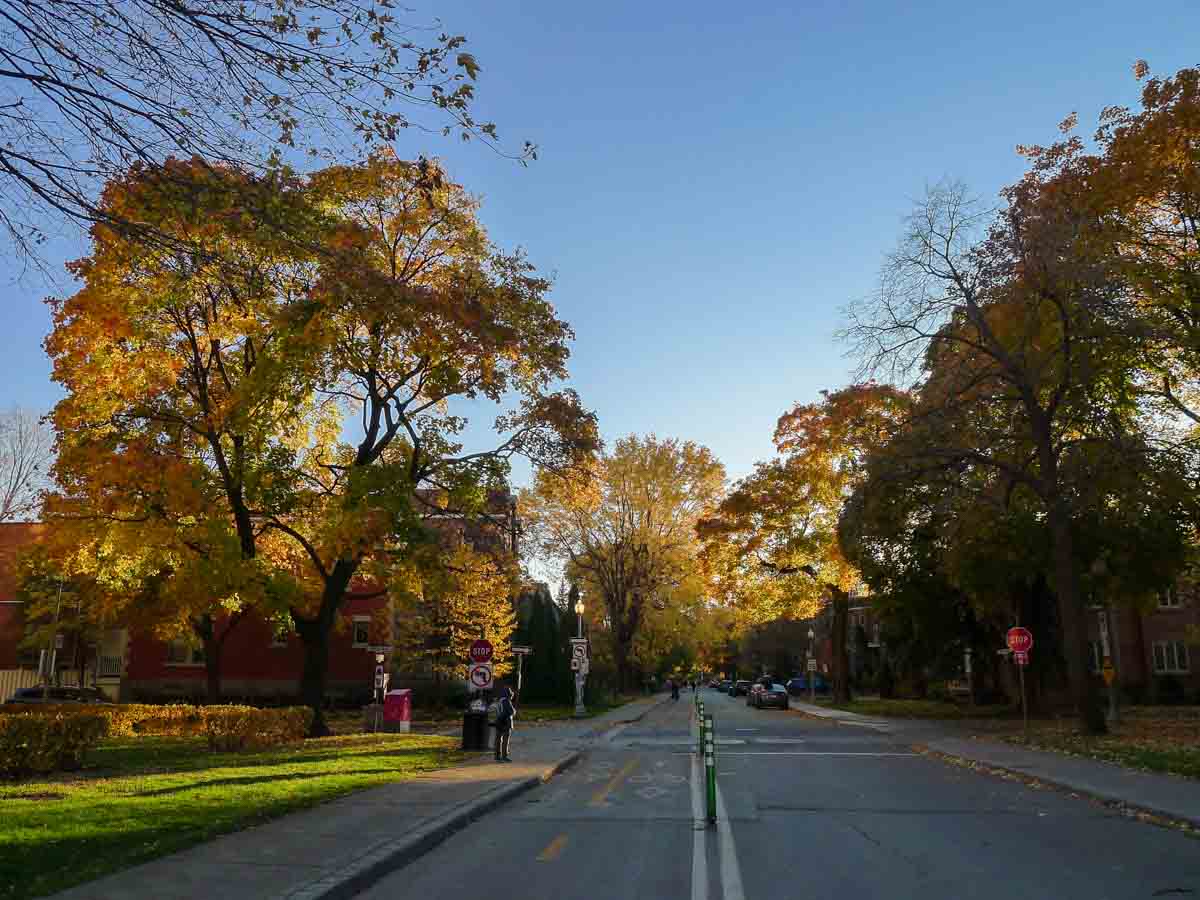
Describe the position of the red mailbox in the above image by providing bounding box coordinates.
[383,689,412,733]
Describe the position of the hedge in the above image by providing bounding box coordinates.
[0,710,110,776]
[1,704,313,771]
[202,706,312,752]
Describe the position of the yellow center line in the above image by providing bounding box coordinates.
[536,833,569,862]
[588,757,639,807]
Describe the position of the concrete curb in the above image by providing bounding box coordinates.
[277,696,667,900]
[278,752,584,900]
[914,744,1200,833]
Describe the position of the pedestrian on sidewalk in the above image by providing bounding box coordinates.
[494,686,516,762]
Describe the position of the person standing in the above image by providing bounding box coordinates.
[494,686,516,762]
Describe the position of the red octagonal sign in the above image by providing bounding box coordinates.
[469,639,494,664]
[1006,627,1033,654]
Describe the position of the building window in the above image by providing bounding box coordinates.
[1152,640,1190,674]
[1087,641,1103,674]
[352,617,371,648]
[1159,587,1184,609]
[165,639,205,666]
[868,622,881,648]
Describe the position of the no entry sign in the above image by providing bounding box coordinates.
[1006,627,1034,654]
[469,639,494,664]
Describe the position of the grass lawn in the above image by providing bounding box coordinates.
[990,712,1200,780]
[518,695,642,723]
[0,732,461,900]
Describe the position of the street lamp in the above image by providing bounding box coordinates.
[574,598,587,717]
[807,627,816,704]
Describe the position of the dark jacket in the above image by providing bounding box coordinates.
[495,688,516,732]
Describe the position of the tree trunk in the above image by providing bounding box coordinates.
[1048,502,1107,734]
[830,588,850,704]
[294,561,356,737]
[297,619,332,737]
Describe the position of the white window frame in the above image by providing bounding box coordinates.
[165,638,205,667]
[351,616,371,648]
[1159,587,1184,610]
[1152,640,1190,674]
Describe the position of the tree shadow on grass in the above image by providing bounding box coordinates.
[133,766,406,798]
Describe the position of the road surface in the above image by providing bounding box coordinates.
[360,688,1200,899]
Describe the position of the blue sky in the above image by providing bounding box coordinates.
[3,1,1198,485]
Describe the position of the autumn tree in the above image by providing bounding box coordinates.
[0,407,52,521]
[0,0,528,266]
[843,167,1168,732]
[524,435,725,691]
[391,544,516,699]
[45,154,596,732]
[698,384,908,704]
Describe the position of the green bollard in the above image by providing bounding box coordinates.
[704,718,717,823]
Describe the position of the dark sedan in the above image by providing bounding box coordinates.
[785,675,829,696]
[751,682,790,709]
[4,686,113,705]
[729,679,752,697]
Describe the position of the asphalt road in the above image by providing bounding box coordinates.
[360,688,1200,900]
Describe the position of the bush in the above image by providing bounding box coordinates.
[0,710,110,776]
[202,706,313,752]
[4,703,312,751]
[5,703,206,737]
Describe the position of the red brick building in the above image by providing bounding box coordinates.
[1,494,519,702]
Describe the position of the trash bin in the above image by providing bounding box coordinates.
[383,689,412,733]
[461,710,489,751]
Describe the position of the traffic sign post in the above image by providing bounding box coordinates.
[511,645,532,695]
[1007,627,1033,740]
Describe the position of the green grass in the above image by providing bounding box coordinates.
[517,695,640,723]
[0,733,461,900]
[999,716,1200,780]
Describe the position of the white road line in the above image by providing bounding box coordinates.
[714,779,746,900]
[710,751,917,757]
[690,732,708,900]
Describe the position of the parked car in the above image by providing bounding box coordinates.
[751,683,790,710]
[4,686,113,705]
[730,679,752,697]
[746,683,766,706]
[785,675,829,696]
[716,680,731,693]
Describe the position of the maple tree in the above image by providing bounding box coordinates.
[390,544,516,696]
[0,0,528,267]
[523,435,725,692]
[842,156,1172,731]
[45,153,597,732]
[698,384,908,703]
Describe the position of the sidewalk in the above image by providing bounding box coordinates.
[789,699,1200,828]
[51,696,668,900]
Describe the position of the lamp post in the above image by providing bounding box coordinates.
[574,597,587,717]
[808,627,816,704]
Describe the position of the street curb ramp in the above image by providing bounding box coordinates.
[276,696,667,900]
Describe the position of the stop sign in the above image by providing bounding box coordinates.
[469,639,494,664]
[1006,627,1033,654]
